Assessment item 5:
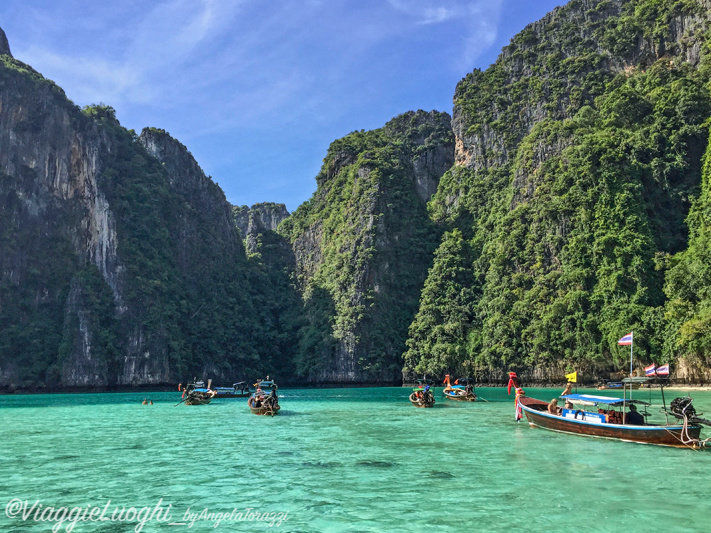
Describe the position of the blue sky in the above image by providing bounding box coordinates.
[0,0,566,212]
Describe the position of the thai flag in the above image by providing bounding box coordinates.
[644,363,656,376]
[656,364,670,376]
[618,332,633,345]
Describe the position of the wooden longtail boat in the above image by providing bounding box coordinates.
[248,381,280,416]
[178,380,216,405]
[442,375,477,401]
[213,381,251,398]
[409,378,435,408]
[508,373,710,449]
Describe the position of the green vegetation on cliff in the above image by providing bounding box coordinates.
[281,111,453,381]
[0,61,286,387]
[409,0,711,379]
[665,133,711,365]
[7,0,711,388]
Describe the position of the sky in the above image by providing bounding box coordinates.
[0,0,567,212]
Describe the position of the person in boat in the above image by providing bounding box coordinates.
[564,400,574,410]
[626,403,645,425]
[424,384,434,403]
[548,398,561,415]
[465,383,473,396]
[562,382,573,396]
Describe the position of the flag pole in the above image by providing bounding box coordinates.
[629,331,634,401]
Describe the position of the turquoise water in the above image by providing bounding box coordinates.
[2,387,711,532]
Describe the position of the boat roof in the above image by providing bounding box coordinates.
[561,394,651,407]
[456,378,474,384]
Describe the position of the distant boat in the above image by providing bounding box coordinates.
[177,380,216,406]
[409,378,436,408]
[509,373,710,449]
[597,380,641,390]
[248,380,280,416]
[213,381,251,398]
[442,375,477,402]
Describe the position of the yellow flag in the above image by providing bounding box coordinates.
[565,371,577,383]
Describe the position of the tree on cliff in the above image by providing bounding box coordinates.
[403,228,477,376]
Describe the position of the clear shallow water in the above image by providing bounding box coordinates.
[1,387,711,532]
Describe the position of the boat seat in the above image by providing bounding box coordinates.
[609,411,623,424]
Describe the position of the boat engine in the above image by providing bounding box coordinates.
[670,397,696,418]
[669,397,711,426]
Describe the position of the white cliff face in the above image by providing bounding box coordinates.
[60,278,108,386]
[0,94,124,308]
[67,133,125,309]
[0,61,129,386]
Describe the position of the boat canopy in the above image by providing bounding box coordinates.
[561,394,650,407]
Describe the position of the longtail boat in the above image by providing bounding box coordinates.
[248,380,280,416]
[442,375,477,402]
[508,372,711,449]
[597,380,641,390]
[213,381,251,398]
[177,379,216,405]
[409,378,436,408]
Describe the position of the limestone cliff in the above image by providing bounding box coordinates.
[281,110,454,383]
[233,202,290,253]
[0,28,11,57]
[411,0,711,381]
[0,40,260,389]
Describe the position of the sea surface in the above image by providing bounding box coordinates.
[2,386,711,532]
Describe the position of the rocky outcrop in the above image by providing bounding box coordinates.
[139,127,244,270]
[233,202,290,253]
[0,28,11,57]
[283,110,453,384]
[0,31,259,389]
[60,278,109,386]
[0,50,128,387]
[452,0,711,176]
[674,356,711,385]
[414,0,711,381]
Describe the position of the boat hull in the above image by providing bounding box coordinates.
[442,388,476,402]
[184,393,213,405]
[519,397,702,448]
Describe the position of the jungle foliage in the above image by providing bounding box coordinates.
[407,0,711,378]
